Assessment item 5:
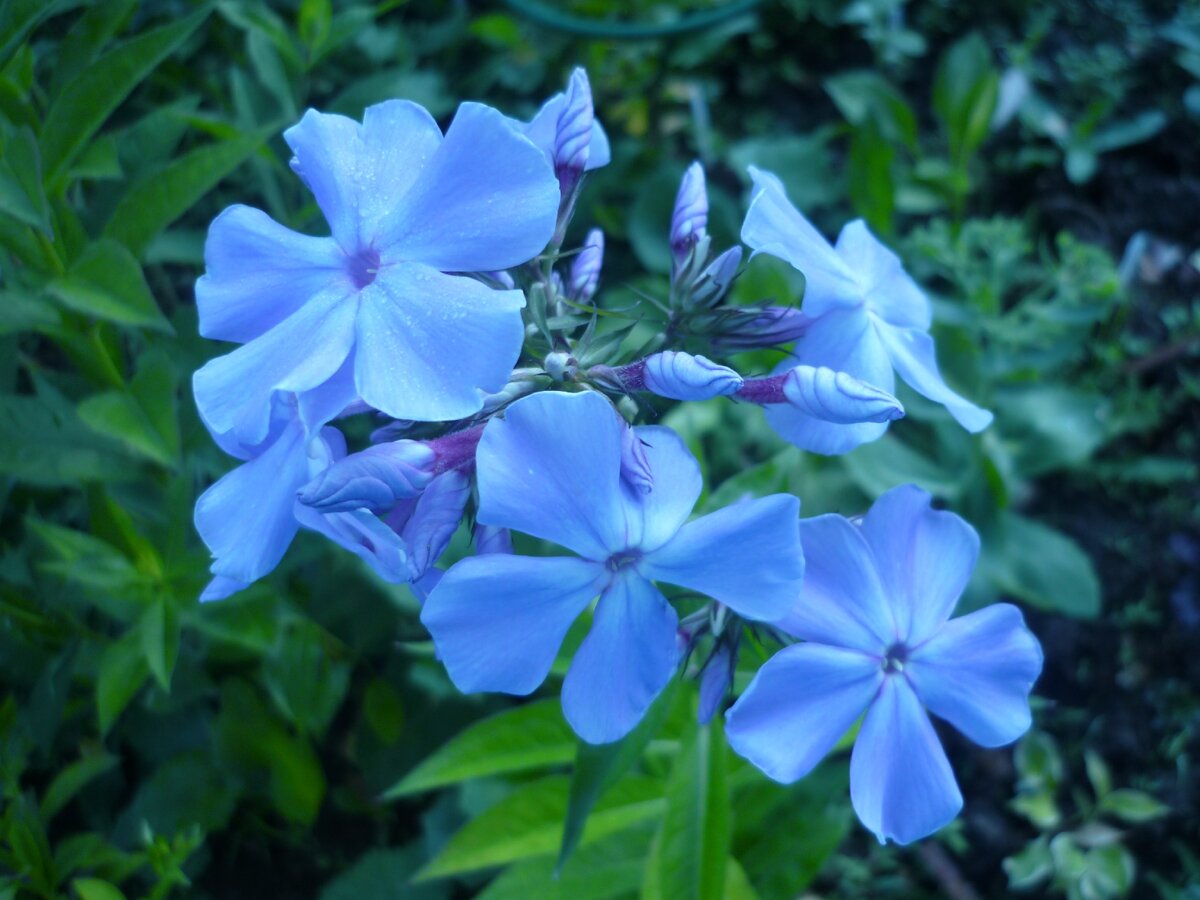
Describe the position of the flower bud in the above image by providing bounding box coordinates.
[544,350,578,382]
[698,640,734,725]
[298,441,436,513]
[643,351,743,401]
[783,366,905,424]
[554,67,594,192]
[712,306,812,351]
[569,228,604,302]
[689,246,742,309]
[671,162,708,267]
[393,470,472,577]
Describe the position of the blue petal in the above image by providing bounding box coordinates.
[476,391,629,560]
[196,205,349,343]
[562,574,680,744]
[850,676,962,845]
[194,418,309,584]
[296,353,359,433]
[200,575,249,603]
[741,166,861,317]
[782,365,904,424]
[725,643,881,782]
[874,322,993,432]
[354,262,525,422]
[834,220,931,330]
[764,306,894,455]
[378,102,559,272]
[775,513,895,652]
[859,485,979,645]
[512,92,610,171]
[193,286,357,445]
[398,470,471,576]
[697,641,733,725]
[294,503,415,583]
[641,351,742,401]
[623,425,701,552]
[908,603,1043,747]
[283,101,443,252]
[640,494,803,622]
[421,554,606,694]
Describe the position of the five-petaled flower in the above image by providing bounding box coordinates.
[193,99,560,448]
[741,166,993,455]
[725,484,1042,845]
[420,390,805,744]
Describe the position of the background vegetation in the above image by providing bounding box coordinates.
[0,0,1196,897]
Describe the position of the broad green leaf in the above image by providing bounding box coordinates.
[0,392,131,486]
[39,8,210,186]
[998,384,1108,477]
[78,391,175,467]
[96,627,150,734]
[0,127,50,232]
[41,752,119,821]
[0,0,73,66]
[825,70,918,149]
[731,760,852,897]
[1099,789,1169,824]
[653,720,729,900]
[478,826,653,900]
[1003,835,1053,891]
[71,879,126,900]
[139,600,179,691]
[847,117,896,237]
[263,619,350,737]
[558,681,678,869]
[384,699,575,799]
[47,239,171,332]
[0,289,60,335]
[70,135,123,181]
[28,519,143,595]
[979,511,1101,618]
[103,126,275,255]
[416,775,665,881]
[723,857,760,900]
[49,0,141,96]
[932,32,999,166]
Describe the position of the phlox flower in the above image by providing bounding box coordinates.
[741,167,993,454]
[725,485,1042,845]
[193,99,560,447]
[420,390,805,744]
[194,396,415,601]
[508,67,611,186]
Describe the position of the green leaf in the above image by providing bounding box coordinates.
[383,699,575,799]
[558,681,678,870]
[263,619,350,737]
[825,70,918,149]
[0,127,50,233]
[96,627,150,733]
[71,878,127,900]
[39,7,210,186]
[416,775,665,881]
[652,720,730,900]
[78,391,174,467]
[319,846,444,900]
[48,0,141,97]
[41,752,119,821]
[998,385,1108,477]
[1084,750,1112,800]
[1003,835,1053,891]
[0,0,73,66]
[979,511,1101,617]
[139,600,179,691]
[728,133,838,212]
[1099,789,1170,824]
[104,125,274,255]
[477,827,653,900]
[0,288,60,335]
[932,32,999,166]
[47,238,171,332]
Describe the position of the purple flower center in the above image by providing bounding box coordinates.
[346,246,381,289]
[606,549,642,573]
[882,642,908,674]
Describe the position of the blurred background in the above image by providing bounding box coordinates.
[0,0,1197,897]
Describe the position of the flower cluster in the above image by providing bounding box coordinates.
[193,69,1042,845]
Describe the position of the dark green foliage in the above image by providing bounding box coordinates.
[0,1,1195,898]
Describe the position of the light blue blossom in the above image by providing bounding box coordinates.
[725,485,1042,845]
[509,67,612,184]
[420,390,804,744]
[193,99,560,447]
[741,166,993,454]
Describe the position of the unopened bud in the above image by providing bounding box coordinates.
[671,162,708,267]
[736,366,905,424]
[698,640,735,725]
[620,425,654,495]
[569,228,604,301]
[298,441,435,513]
[544,350,578,382]
[712,306,811,351]
[689,246,743,309]
[643,351,743,401]
[554,68,594,192]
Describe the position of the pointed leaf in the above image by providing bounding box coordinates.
[48,238,171,332]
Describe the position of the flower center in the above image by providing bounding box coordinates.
[606,550,642,573]
[347,246,381,289]
[882,642,908,675]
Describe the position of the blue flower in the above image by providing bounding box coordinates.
[509,67,611,184]
[420,390,805,744]
[741,167,993,454]
[195,397,417,600]
[193,99,560,447]
[725,485,1042,845]
[671,161,708,266]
